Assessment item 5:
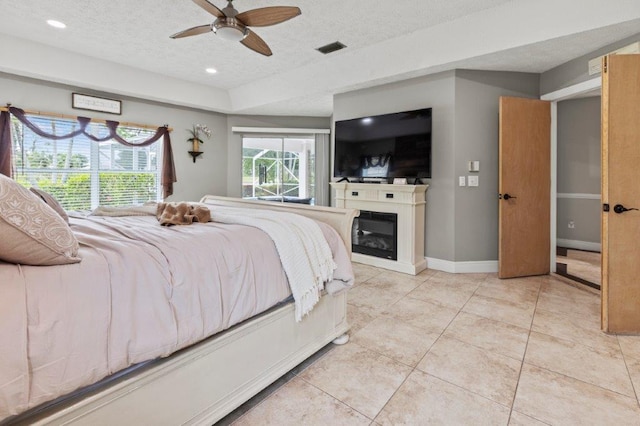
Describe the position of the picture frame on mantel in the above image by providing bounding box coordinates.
[72,93,122,115]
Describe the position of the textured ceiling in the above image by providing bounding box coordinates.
[0,0,639,116]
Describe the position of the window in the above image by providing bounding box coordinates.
[11,115,161,210]
[242,135,316,204]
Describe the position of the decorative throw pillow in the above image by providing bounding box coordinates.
[0,174,80,265]
[29,187,70,224]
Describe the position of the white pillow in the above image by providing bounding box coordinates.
[0,174,80,265]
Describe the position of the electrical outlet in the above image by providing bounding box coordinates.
[459,176,466,187]
[568,221,575,229]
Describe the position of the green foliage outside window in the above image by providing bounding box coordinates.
[15,173,156,211]
[98,173,157,206]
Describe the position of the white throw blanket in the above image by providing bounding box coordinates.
[90,203,157,217]
[208,206,337,321]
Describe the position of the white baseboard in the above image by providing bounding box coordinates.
[557,239,601,252]
[426,258,498,274]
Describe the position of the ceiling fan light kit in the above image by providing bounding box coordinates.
[171,0,301,56]
[212,19,247,41]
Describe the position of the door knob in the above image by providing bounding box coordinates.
[613,204,639,214]
[500,193,517,201]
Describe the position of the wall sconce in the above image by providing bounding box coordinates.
[187,123,211,163]
[188,150,203,163]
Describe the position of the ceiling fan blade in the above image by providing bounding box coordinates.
[236,6,301,27]
[192,0,224,18]
[170,24,212,39]
[241,30,272,56]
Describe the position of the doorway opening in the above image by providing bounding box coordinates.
[555,247,601,290]
[543,78,601,290]
[241,135,316,204]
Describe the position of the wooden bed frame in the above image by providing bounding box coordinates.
[17,196,358,426]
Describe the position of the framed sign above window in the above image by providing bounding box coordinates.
[72,93,122,115]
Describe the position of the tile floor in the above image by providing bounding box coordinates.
[221,263,640,425]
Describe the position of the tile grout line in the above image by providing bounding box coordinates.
[507,278,635,415]
[226,342,339,424]
[361,273,487,422]
[523,362,640,401]
[297,375,375,422]
[402,275,532,413]
[456,277,541,331]
[507,280,543,425]
[227,270,635,424]
[524,328,638,397]
[613,336,639,407]
[413,275,530,410]
[299,270,434,423]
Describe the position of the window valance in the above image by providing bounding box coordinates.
[0,107,176,199]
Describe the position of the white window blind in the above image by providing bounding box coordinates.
[11,115,161,210]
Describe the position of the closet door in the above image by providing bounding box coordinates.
[601,54,640,333]
[498,97,551,278]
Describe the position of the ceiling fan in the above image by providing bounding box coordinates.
[170,0,301,56]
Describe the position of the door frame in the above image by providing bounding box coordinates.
[540,77,602,272]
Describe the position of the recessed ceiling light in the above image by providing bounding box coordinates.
[361,117,373,125]
[47,20,66,29]
[205,68,218,74]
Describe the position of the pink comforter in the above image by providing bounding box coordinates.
[0,214,353,420]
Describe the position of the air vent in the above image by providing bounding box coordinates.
[316,41,346,55]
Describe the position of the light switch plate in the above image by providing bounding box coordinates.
[468,175,479,187]
[459,176,466,187]
[468,161,480,172]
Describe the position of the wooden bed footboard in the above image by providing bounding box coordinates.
[16,197,358,426]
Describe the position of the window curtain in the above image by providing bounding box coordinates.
[0,110,11,178]
[5,107,176,198]
[315,133,330,206]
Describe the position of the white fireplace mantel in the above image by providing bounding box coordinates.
[331,182,428,275]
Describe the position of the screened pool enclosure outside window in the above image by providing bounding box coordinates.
[10,115,161,210]
[242,135,316,204]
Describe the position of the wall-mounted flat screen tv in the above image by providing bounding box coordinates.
[333,108,432,181]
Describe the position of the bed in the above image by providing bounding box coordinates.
[0,193,358,425]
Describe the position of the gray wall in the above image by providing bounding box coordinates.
[225,115,331,199]
[0,72,228,202]
[333,70,539,262]
[334,71,457,261]
[0,72,330,203]
[556,96,601,244]
[453,70,539,261]
[540,33,640,95]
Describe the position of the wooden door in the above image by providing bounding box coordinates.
[601,54,640,333]
[499,97,551,278]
